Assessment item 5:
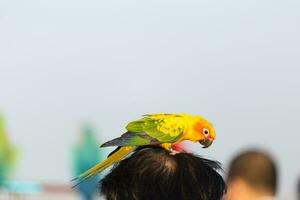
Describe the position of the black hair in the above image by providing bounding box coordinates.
[227,150,277,194]
[100,146,226,200]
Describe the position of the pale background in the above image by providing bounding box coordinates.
[1,0,300,199]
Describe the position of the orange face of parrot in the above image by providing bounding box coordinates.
[194,121,216,148]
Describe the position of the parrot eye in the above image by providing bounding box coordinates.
[203,128,209,135]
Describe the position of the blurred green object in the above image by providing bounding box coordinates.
[0,115,18,188]
[72,124,103,200]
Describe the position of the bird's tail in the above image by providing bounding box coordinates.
[72,146,135,187]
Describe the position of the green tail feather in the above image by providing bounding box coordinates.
[72,146,135,187]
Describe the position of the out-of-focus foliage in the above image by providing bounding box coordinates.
[0,115,18,188]
[72,124,103,200]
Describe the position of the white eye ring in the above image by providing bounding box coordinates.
[203,128,209,135]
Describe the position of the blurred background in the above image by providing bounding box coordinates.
[0,0,300,199]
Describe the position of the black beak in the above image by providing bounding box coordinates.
[199,139,213,148]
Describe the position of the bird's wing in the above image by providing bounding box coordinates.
[126,114,187,143]
[101,131,161,147]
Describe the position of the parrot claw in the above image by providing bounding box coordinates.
[169,148,180,155]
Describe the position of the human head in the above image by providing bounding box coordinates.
[226,150,277,200]
[100,146,226,200]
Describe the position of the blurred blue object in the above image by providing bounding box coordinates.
[4,180,42,194]
[72,124,103,200]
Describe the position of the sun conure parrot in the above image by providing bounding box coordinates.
[74,113,216,184]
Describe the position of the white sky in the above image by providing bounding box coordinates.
[1,0,300,199]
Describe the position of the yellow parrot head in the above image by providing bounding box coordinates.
[194,119,216,148]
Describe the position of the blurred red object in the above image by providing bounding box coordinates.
[43,183,74,194]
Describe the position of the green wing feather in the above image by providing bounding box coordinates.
[126,114,187,143]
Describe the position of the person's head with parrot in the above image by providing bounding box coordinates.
[74,113,218,184]
[100,146,226,200]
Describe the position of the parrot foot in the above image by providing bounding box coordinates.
[169,149,180,155]
[160,143,173,151]
[160,143,182,155]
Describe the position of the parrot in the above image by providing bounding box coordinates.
[0,115,18,188]
[73,113,216,185]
